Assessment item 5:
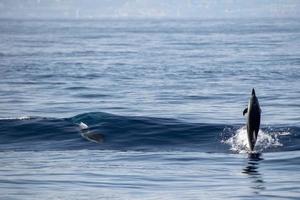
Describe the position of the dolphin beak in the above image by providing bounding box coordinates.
[252,88,256,96]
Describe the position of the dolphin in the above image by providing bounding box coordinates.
[79,122,104,143]
[243,88,261,151]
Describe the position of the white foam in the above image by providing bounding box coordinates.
[278,131,290,136]
[0,116,31,120]
[18,116,31,120]
[223,126,284,153]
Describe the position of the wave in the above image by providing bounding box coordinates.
[0,112,298,153]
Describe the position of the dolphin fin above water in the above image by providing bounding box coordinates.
[243,108,248,116]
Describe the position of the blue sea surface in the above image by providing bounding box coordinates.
[0,18,300,199]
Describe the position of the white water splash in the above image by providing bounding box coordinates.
[223,126,286,153]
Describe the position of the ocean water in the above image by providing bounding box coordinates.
[0,18,300,199]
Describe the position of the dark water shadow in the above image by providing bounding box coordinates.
[242,153,265,194]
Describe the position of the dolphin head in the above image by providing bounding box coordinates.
[250,88,259,108]
[252,88,256,96]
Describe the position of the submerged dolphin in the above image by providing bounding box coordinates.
[243,88,261,151]
[79,122,104,143]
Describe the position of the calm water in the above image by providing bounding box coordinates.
[0,19,300,199]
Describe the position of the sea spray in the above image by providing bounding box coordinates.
[223,126,285,153]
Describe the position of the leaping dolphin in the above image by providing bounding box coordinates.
[243,88,261,151]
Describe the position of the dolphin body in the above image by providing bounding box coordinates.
[243,88,261,151]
